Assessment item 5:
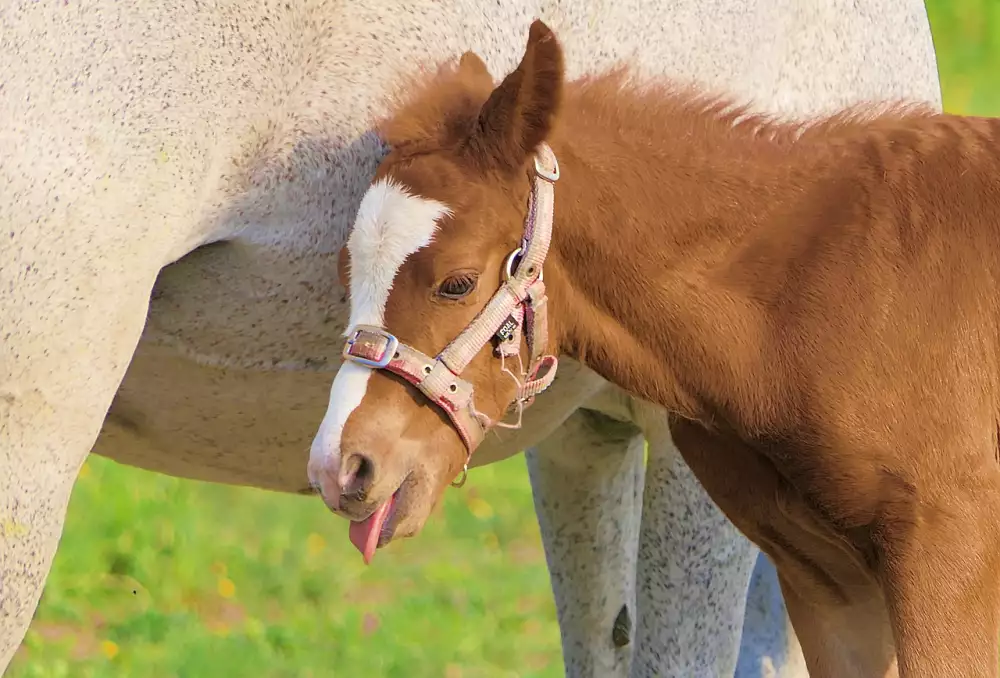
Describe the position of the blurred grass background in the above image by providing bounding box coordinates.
[8,2,998,677]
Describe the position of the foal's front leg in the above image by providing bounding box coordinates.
[879,469,1000,678]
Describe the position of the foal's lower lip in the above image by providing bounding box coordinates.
[377,497,399,549]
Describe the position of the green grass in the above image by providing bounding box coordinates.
[8,4,997,677]
[11,457,558,678]
[927,0,1000,115]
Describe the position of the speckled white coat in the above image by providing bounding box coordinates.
[0,0,940,675]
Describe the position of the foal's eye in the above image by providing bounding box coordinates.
[437,273,478,300]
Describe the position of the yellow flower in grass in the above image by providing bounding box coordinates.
[100,640,120,660]
[306,532,325,556]
[217,577,236,599]
[467,496,494,520]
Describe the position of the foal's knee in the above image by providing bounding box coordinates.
[873,477,1000,676]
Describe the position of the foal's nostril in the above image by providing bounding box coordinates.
[339,453,376,499]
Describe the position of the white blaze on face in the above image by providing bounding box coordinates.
[308,177,451,490]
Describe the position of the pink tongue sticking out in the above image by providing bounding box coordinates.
[349,493,396,565]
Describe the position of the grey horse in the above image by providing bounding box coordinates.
[0,0,940,675]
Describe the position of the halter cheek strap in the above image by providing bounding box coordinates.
[341,144,561,487]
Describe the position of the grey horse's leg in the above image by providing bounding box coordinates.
[0,456,82,672]
[525,409,645,678]
[629,430,810,678]
[527,406,807,678]
[630,426,757,677]
[1,274,157,672]
[735,554,808,678]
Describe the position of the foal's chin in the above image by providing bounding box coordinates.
[388,460,458,541]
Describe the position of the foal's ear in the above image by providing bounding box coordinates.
[466,20,564,175]
[457,51,494,90]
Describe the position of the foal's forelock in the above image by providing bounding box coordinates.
[312,177,451,466]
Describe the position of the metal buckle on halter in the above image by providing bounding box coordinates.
[342,325,399,369]
[534,152,560,183]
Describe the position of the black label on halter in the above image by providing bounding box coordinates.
[494,315,519,343]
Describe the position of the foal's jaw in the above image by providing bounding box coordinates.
[308,390,466,563]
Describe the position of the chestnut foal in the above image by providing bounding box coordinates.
[311,20,1000,677]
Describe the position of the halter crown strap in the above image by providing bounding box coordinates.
[341,143,561,482]
[436,144,558,375]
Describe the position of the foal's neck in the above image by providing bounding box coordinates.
[545,79,806,430]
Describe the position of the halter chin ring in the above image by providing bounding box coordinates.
[451,462,469,488]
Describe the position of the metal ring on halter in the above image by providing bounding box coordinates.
[450,459,470,488]
[503,247,543,282]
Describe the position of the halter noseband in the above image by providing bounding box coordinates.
[341,144,561,487]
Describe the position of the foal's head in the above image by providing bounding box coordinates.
[308,21,566,561]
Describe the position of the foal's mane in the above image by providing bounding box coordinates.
[377,55,937,159]
[376,58,495,155]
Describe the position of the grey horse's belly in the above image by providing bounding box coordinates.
[93,239,353,492]
[96,343,334,493]
[95,343,611,492]
[92,239,602,491]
